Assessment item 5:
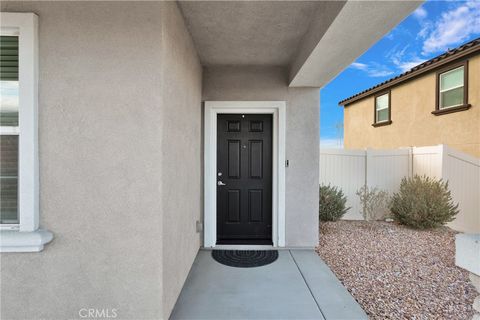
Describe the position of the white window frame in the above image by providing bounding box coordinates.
[0,12,53,252]
[439,66,464,110]
[1,28,22,228]
[203,101,286,248]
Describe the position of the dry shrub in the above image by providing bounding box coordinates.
[391,175,458,229]
[319,185,350,221]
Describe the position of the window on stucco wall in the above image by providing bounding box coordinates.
[375,92,390,124]
[439,65,465,109]
[0,13,52,253]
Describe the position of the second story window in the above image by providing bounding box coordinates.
[373,92,391,126]
[438,65,466,109]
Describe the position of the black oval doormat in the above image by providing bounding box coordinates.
[211,250,278,268]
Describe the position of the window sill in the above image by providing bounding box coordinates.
[372,120,392,127]
[432,104,471,116]
[0,229,53,252]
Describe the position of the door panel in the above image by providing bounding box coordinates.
[217,114,273,244]
[248,190,263,222]
[249,140,263,178]
[227,190,241,223]
[227,140,241,178]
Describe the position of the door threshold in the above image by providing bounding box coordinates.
[207,245,276,250]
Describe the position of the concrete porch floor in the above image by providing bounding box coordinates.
[170,249,367,320]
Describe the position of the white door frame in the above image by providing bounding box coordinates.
[204,101,286,248]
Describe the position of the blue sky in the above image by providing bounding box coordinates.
[320,0,480,148]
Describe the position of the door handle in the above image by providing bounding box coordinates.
[217,181,226,186]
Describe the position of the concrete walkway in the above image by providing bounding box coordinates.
[170,250,367,320]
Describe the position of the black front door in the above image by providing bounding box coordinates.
[217,114,273,244]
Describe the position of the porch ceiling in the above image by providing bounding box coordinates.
[179,0,422,88]
[178,1,346,66]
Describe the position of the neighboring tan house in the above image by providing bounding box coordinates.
[0,2,420,319]
[340,38,480,158]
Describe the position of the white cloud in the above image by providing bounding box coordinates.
[367,69,395,77]
[416,20,433,40]
[387,45,409,65]
[320,139,344,149]
[396,57,427,73]
[350,62,368,71]
[422,0,480,55]
[350,61,394,78]
[386,45,426,73]
[417,26,428,40]
[413,6,428,20]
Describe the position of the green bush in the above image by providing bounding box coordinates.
[319,185,350,221]
[391,175,459,229]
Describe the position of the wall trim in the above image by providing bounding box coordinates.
[0,229,53,253]
[204,101,286,248]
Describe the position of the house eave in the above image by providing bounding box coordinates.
[340,43,480,107]
[288,1,422,88]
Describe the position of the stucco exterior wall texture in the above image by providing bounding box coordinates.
[344,56,480,158]
[159,4,203,319]
[0,2,202,319]
[203,66,320,247]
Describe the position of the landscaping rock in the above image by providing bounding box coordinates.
[316,221,477,320]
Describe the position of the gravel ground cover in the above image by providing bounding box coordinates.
[316,220,477,320]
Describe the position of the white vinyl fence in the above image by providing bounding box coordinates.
[320,145,480,233]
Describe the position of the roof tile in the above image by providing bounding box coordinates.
[339,37,480,106]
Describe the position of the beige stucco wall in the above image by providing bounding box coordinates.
[203,66,320,247]
[0,2,202,319]
[159,4,203,319]
[344,55,480,158]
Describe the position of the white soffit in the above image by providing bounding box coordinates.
[289,0,423,88]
